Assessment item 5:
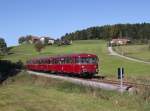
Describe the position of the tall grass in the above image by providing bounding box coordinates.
[2,72,149,111]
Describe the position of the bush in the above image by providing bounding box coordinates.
[34,41,45,53]
[0,38,7,55]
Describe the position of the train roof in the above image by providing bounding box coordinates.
[29,53,98,61]
[54,53,97,58]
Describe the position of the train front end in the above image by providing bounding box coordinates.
[75,54,99,77]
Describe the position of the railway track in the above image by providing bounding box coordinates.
[27,71,150,93]
[89,77,150,88]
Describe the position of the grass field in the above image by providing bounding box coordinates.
[1,40,150,111]
[113,44,150,62]
[0,72,149,111]
[2,40,150,79]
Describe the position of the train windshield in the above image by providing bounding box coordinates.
[76,57,98,64]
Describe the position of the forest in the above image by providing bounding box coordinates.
[61,23,150,43]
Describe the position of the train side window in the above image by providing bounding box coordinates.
[40,60,42,64]
[75,57,80,63]
[54,58,58,64]
[43,59,45,64]
[65,57,69,63]
[58,59,60,64]
[55,59,57,64]
[48,59,51,64]
[51,59,54,64]
[43,60,45,64]
[45,59,47,64]
[60,58,65,64]
[42,59,45,64]
[64,57,67,64]
[46,59,49,64]
[65,57,73,64]
[70,57,74,63]
[44,59,46,64]
[39,60,42,64]
[52,59,55,64]
[37,60,39,64]
[57,58,60,64]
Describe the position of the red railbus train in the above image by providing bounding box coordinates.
[26,53,99,77]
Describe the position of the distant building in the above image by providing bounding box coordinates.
[20,36,55,45]
[110,38,131,46]
[29,36,39,44]
[40,37,55,45]
[48,39,55,45]
[40,37,45,44]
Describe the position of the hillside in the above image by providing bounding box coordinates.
[0,72,149,111]
[2,40,150,79]
[1,40,150,111]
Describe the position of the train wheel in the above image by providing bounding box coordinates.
[82,73,93,78]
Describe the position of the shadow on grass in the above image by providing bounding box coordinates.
[0,60,24,83]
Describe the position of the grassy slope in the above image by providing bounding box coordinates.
[114,45,150,62]
[3,40,150,78]
[0,72,149,111]
[1,40,150,111]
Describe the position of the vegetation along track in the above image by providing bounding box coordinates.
[27,71,150,93]
[90,77,150,89]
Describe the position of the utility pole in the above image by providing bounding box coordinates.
[118,67,124,93]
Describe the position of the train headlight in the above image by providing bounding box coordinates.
[81,65,85,68]
[81,66,87,72]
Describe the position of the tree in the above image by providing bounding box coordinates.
[0,38,7,55]
[18,36,26,44]
[26,35,33,43]
[34,41,45,53]
[148,40,150,51]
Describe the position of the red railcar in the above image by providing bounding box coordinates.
[26,53,99,77]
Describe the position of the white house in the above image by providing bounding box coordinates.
[40,37,55,45]
[40,37,45,44]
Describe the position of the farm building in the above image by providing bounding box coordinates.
[40,37,55,45]
[27,36,55,45]
[27,36,39,44]
[110,38,131,46]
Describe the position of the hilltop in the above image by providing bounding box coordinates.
[61,23,150,42]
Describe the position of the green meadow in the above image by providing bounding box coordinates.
[0,72,149,111]
[3,40,150,79]
[0,40,150,111]
[113,44,150,62]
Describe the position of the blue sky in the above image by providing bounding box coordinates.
[0,0,150,46]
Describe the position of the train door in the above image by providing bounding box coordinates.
[69,57,74,74]
[74,57,80,74]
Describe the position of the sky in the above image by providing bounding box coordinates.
[0,0,150,46]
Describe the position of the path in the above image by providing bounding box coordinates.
[108,47,150,65]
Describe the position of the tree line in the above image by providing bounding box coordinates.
[61,23,150,43]
[0,38,7,56]
[0,60,23,83]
